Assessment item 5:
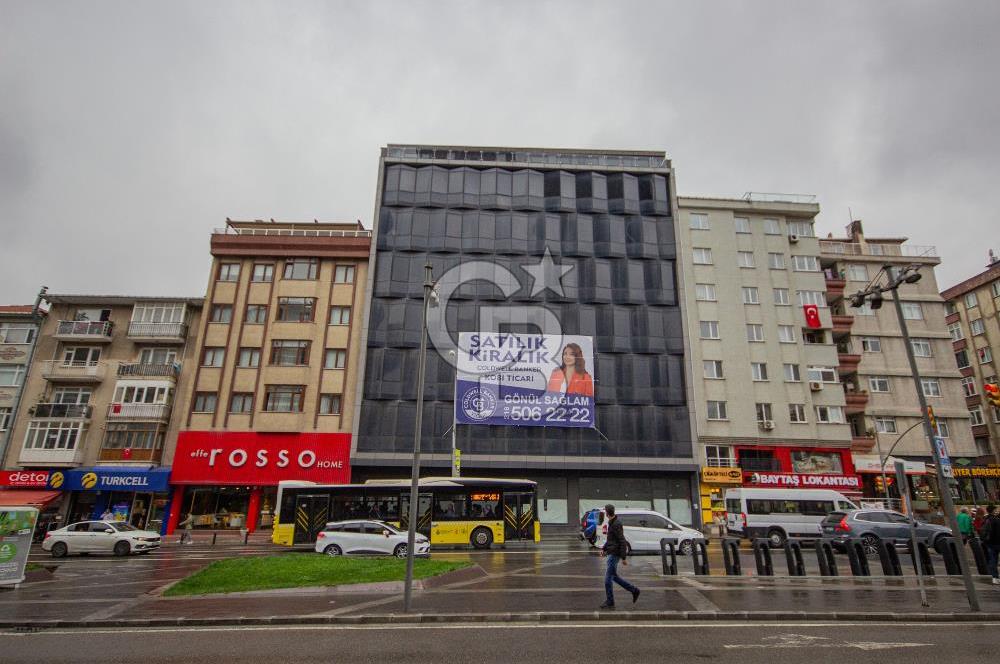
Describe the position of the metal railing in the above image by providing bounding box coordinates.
[213,227,371,238]
[819,241,938,258]
[106,403,171,420]
[742,192,817,204]
[117,362,180,378]
[31,403,92,418]
[384,146,667,169]
[41,360,107,381]
[55,320,113,337]
[127,322,188,338]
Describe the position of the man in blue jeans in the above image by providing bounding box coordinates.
[600,504,640,609]
[981,504,1000,585]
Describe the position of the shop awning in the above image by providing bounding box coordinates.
[0,490,63,507]
[853,455,927,475]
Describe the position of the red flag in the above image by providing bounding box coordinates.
[122,447,132,460]
[803,304,821,329]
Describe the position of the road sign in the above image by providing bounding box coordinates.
[452,449,461,476]
[934,436,953,479]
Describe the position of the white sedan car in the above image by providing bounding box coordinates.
[593,509,705,555]
[315,520,430,558]
[43,520,162,557]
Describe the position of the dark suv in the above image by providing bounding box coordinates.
[821,509,951,554]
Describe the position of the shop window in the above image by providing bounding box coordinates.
[790,451,843,474]
[739,449,779,472]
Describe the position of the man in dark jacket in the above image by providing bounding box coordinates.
[600,504,640,609]
[980,504,1000,585]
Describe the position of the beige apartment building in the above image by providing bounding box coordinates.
[164,219,370,538]
[677,195,854,526]
[0,304,45,469]
[940,253,1000,502]
[820,221,975,505]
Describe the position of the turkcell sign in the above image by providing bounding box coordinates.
[55,468,172,492]
[455,333,595,428]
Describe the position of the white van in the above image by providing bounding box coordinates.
[724,488,858,547]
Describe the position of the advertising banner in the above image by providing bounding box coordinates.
[0,507,38,586]
[0,471,50,488]
[454,333,595,428]
[48,468,172,492]
[744,472,861,489]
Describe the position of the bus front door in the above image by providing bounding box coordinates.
[503,492,535,541]
[400,493,433,538]
[293,494,330,544]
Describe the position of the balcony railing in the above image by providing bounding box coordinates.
[106,403,171,420]
[98,447,162,463]
[819,241,938,258]
[54,320,114,339]
[41,360,107,382]
[127,322,188,340]
[117,362,180,378]
[19,443,85,466]
[31,403,92,419]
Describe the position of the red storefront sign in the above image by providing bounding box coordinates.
[0,470,51,488]
[172,432,351,485]
[744,471,861,489]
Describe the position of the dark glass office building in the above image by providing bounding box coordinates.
[353,145,697,528]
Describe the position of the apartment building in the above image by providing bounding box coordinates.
[940,252,1000,502]
[1,294,201,530]
[0,304,45,469]
[677,195,854,526]
[820,221,975,507]
[165,219,369,538]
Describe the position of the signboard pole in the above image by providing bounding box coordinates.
[894,461,929,607]
[0,506,38,587]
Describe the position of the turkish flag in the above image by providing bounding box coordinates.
[803,304,821,329]
[122,448,132,460]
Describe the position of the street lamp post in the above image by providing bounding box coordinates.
[448,349,459,478]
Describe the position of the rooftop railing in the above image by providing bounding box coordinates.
[384,146,667,169]
[213,227,371,238]
[819,241,938,258]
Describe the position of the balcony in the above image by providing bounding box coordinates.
[18,442,86,466]
[973,424,990,438]
[53,320,114,342]
[851,434,876,453]
[41,360,107,383]
[30,403,92,419]
[106,403,171,421]
[819,241,938,259]
[831,314,855,338]
[127,322,188,343]
[117,362,180,379]
[837,352,861,375]
[98,446,163,463]
[844,390,870,415]
[824,270,846,300]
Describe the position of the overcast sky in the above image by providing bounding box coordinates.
[2,1,997,304]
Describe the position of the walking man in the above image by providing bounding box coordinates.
[600,504,640,609]
[958,507,973,544]
[981,504,1000,585]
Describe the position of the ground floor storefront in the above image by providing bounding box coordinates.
[952,464,1000,504]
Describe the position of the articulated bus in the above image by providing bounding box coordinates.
[273,477,539,549]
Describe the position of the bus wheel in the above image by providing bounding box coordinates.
[471,527,493,550]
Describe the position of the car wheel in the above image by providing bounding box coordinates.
[113,541,131,557]
[586,535,596,546]
[324,544,343,556]
[471,527,493,550]
[766,528,786,549]
[50,542,68,558]
[933,534,949,553]
[861,534,879,556]
[678,539,694,556]
[393,543,408,558]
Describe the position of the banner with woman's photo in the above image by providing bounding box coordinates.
[454,332,595,428]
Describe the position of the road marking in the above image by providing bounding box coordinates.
[675,587,721,612]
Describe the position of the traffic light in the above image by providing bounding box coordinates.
[985,383,1000,408]
[926,405,937,434]
[873,475,895,493]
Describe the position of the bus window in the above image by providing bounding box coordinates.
[363,494,400,521]
[725,499,741,514]
[801,500,835,516]
[469,492,500,519]
[434,493,468,520]
[748,499,772,515]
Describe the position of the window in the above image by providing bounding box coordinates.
[768,252,786,269]
[276,297,316,322]
[0,365,26,387]
[937,420,951,438]
[329,306,351,326]
[0,407,11,432]
[955,349,971,369]
[699,321,720,339]
[900,302,923,320]
[705,445,735,467]
[945,301,958,316]
[797,291,827,307]
[695,284,717,301]
[334,265,356,284]
[751,362,768,381]
[979,347,994,364]
[910,339,933,357]
[778,325,795,343]
[283,258,319,280]
[808,366,838,383]
[783,363,801,382]
[251,264,274,283]
[803,330,826,345]
[201,347,225,367]
[246,304,267,324]
[737,251,755,268]
[965,292,979,309]
[112,384,171,405]
[773,288,790,305]
[0,324,35,344]
[742,287,759,304]
[740,450,780,472]
[789,404,807,423]
[869,376,891,393]
[969,407,985,426]
[264,385,305,412]
[971,318,986,336]
[270,340,310,366]
[746,324,764,342]
[948,322,964,341]
[707,401,728,420]
[433,493,468,521]
[921,378,942,397]
[324,349,347,369]
[131,303,184,324]
[218,263,240,282]
[755,403,773,422]
[815,405,845,424]
[193,393,217,413]
[763,218,780,235]
[237,347,260,368]
[689,213,709,230]
[229,393,254,413]
[862,336,881,352]
[319,394,343,415]
[874,416,897,433]
[846,264,868,281]
[855,301,875,316]
[787,221,814,237]
[734,217,750,233]
[693,247,713,265]
[791,255,820,271]
[22,421,85,451]
[994,281,1000,299]
[703,360,724,379]
[961,376,977,397]
[210,304,232,323]
[868,244,885,256]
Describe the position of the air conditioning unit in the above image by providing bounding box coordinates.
[809,381,823,391]
[759,420,775,431]
[789,234,799,243]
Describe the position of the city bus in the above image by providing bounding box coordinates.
[272,477,539,549]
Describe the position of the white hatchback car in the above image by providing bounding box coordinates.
[593,509,705,555]
[43,520,162,557]
[315,520,430,558]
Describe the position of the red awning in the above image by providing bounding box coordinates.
[0,490,63,507]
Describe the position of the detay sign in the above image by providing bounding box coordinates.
[746,472,861,489]
[172,432,351,485]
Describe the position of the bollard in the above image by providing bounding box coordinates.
[816,540,838,576]
[969,537,990,575]
[783,539,806,576]
[752,538,774,576]
[721,538,742,576]
[845,539,871,576]
[911,541,935,576]
[211,532,217,546]
[241,528,249,546]
[875,539,903,576]
[692,540,710,575]
[659,538,678,576]
[936,537,962,575]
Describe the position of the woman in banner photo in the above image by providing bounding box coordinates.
[547,342,594,397]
